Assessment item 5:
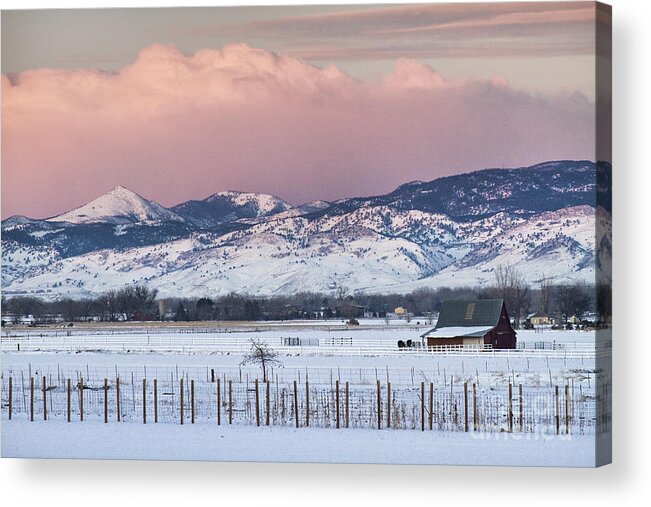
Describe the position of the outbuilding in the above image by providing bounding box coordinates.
[420,299,517,349]
[527,312,555,326]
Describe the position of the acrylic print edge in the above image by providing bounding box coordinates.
[595,0,612,468]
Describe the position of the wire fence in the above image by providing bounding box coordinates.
[1,357,599,389]
[1,372,607,436]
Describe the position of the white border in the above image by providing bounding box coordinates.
[1,0,649,505]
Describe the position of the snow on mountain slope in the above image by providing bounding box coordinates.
[171,190,291,228]
[267,200,332,221]
[3,205,597,299]
[48,186,185,225]
[2,161,610,299]
[396,205,598,291]
[1,215,43,229]
[209,191,291,215]
[1,240,60,288]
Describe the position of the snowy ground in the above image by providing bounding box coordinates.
[1,326,599,359]
[0,418,598,467]
[2,324,598,346]
[0,325,607,466]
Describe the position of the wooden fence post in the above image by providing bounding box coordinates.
[429,382,433,431]
[79,377,84,422]
[519,384,523,432]
[67,379,71,422]
[217,378,221,425]
[555,385,560,435]
[473,383,477,431]
[345,381,349,429]
[180,378,184,425]
[131,373,135,413]
[255,379,260,427]
[565,384,570,434]
[377,380,382,430]
[266,381,271,426]
[305,381,309,427]
[116,376,121,422]
[143,379,147,424]
[387,382,391,429]
[293,380,299,429]
[211,368,215,383]
[336,380,340,429]
[421,381,425,432]
[228,380,233,425]
[191,380,195,424]
[508,383,513,433]
[42,376,47,421]
[104,378,108,423]
[464,382,469,432]
[154,379,158,423]
[8,377,12,420]
[30,377,34,422]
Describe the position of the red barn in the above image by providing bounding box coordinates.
[420,299,517,349]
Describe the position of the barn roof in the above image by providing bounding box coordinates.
[420,299,506,337]
[436,299,505,328]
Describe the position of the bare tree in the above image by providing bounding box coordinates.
[240,338,282,382]
[335,283,350,302]
[99,290,120,321]
[195,297,214,321]
[6,296,44,323]
[539,275,554,315]
[555,283,592,323]
[133,285,158,319]
[493,264,530,327]
[56,298,81,322]
[116,286,137,320]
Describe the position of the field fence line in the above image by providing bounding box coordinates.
[0,373,606,436]
[0,334,604,358]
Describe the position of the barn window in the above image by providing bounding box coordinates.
[464,303,475,320]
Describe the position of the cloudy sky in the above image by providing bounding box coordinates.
[2,2,600,219]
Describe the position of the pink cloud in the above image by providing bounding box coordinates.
[2,43,595,219]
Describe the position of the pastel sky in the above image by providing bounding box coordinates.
[1,2,600,219]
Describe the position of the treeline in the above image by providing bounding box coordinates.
[2,285,158,324]
[1,275,609,328]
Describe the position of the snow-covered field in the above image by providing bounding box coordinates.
[1,324,600,358]
[0,325,608,466]
[1,419,600,467]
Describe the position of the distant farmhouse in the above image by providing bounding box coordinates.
[527,312,555,326]
[420,299,517,349]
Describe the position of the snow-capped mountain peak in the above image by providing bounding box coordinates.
[170,190,292,228]
[206,191,292,216]
[47,186,185,225]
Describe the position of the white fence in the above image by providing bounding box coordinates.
[0,333,604,358]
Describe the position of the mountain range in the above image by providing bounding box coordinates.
[1,160,612,299]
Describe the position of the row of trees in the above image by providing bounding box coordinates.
[1,285,158,324]
[1,267,608,327]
